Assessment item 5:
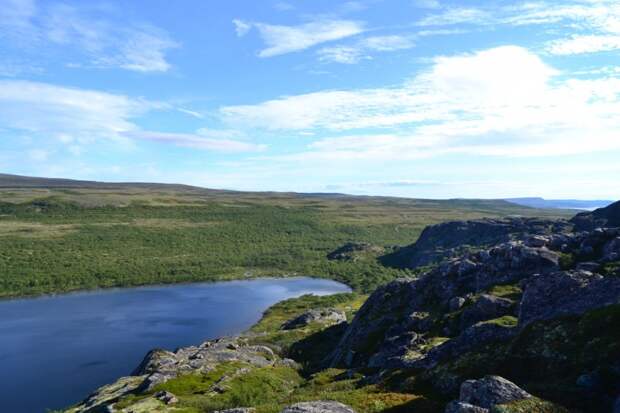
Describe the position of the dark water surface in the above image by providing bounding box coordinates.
[0,277,351,413]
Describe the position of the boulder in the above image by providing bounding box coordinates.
[282,309,346,330]
[327,242,383,261]
[459,376,531,408]
[603,237,620,262]
[445,401,489,413]
[460,295,514,331]
[154,390,178,405]
[413,322,517,369]
[519,270,620,327]
[449,296,466,311]
[281,401,356,413]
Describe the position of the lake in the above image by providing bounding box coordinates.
[0,277,351,413]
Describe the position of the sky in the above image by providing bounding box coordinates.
[0,0,619,199]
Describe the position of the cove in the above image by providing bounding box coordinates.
[0,277,351,413]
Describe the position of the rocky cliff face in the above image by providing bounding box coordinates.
[63,202,620,413]
[571,200,620,231]
[326,203,620,412]
[380,217,571,269]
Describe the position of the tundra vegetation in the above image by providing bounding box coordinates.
[0,179,568,298]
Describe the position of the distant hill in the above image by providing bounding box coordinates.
[571,199,620,230]
[505,197,613,210]
[0,173,205,191]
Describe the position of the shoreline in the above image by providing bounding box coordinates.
[0,273,354,302]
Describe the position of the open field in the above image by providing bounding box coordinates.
[0,175,573,298]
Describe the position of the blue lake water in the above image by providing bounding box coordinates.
[0,277,351,413]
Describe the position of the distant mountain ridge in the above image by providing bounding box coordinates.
[505,197,613,210]
[0,173,204,191]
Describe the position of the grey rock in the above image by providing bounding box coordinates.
[282,308,346,330]
[519,270,620,327]
[215,409,256,413]
[413,323,517,369]
[603,237,620,262]
[331,239,557,369]
[571,200,620,231]
[525,235,549,248]
[133,337,275,391]
[281,401,356,413]
[459,376,531,408]
[381,217,570,269]
[445,400,489,413]
[575,261,601,272]
[460,294,514,331]
[327,242,383,261]
[154,390,178,405]
[449,296,467,311]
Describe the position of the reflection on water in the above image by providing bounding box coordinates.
[0,277,350,413]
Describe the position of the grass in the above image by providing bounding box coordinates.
[0,186,570,298]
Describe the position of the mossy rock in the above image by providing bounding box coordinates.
[491,397,570,413]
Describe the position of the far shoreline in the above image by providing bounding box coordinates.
[0,274,353,302]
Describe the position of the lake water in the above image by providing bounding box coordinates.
[0,277,351,413]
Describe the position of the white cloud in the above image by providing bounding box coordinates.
[0,0,37,41]
[127,131,266,153]
[548,34,620,55]
[319,34,415,64]
[234,19,365,57]
[112,27,178,72]
[233,19,251,37]
[417,8,491,26]
[413,0,441,9]
[0,1,179,72]
[0,80,148,143]
[414,1,620,55]
[0,80,265,154]
[177,108,205,119]
[223,46,620,160]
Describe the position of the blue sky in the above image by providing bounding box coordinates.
[0,0,619,199]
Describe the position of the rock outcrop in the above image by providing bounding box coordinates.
[133,337,275,391]
[381,217,570,269]
[571,200,620,231]
[281,401,356,413]
[445,376,531,412]
[330,239,561,369]
[327,242,384,261]
[281,309,346,330]
[519,270,620,327]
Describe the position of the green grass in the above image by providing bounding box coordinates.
[0,188,571,298]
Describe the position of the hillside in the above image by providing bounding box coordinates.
[505,197,613,210]
[0,174,572,298]
[62,201,620,413]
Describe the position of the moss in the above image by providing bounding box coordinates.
[600,261,620,277]
[487,283,522,301]
[247,293,365,357]
[491,397,570,413]
[250,293,364,335]
[481,315,518,328]
[558,253,575,270]
[150,362,244,395]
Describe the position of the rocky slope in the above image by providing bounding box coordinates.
[62,201,620,413]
